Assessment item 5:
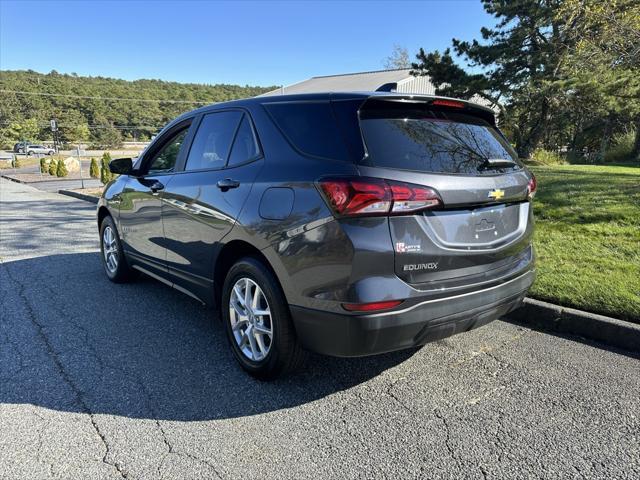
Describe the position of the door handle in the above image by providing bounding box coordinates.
[217,179,240,191]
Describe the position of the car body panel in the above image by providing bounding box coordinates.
[161,159,264,300]
[118,174,176,276]
[96,91,536,357]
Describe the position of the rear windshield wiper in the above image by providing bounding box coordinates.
[479,158,517,170]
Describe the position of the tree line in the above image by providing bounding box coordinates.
[408,0,639,163]
[0,70,276,148]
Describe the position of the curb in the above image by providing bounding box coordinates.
[1,174,98,185]
[505,298,640,353]
[58,189,99,204]
[0,174,25,184]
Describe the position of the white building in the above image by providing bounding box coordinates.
[260,68,437,96]
[260,68,494,110]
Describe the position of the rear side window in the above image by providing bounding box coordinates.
[264,101,352,161]
[360,108,520,175]
[228,114,260,167]
[186,111,242,171]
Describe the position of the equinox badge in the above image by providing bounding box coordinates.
[488,189,505,200]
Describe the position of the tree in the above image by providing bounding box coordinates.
[1,118,41,147]
[48,158,57,175]
[100,152,113,184]
[89,158,99,178]
[383,45,411,69]
[0,70,276,148]
[56,158,68,177]
[412,0,575,157]
[40,157,46,173]
[411,0,639,161]
[91,123,123,149]
[68,123,91,145]
[557,0,640,161]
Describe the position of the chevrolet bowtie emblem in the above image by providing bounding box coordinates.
[488,189,505,200]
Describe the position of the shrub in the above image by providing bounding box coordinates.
[100,152,113,184]
[48,158,57,175]
[12,156,21,168]
[40,157,46,173]
[89,158,99,178]
[604,130,635,163]
[530,148,565,165]
[56,158,68,177]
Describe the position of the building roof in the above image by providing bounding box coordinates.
[259,68,434,96]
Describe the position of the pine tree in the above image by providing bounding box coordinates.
[89,158,99,178]
[56,158,68,177]
[100,152,113,184]
[411,0,571,157]
[100,158,107,184]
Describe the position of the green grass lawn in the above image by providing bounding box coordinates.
[529,164,640,322]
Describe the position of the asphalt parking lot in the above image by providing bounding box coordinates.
[1,178,638,479]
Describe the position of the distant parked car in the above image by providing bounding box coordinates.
[97,92,536,379]
[25,145,55,156]
[13,141,30,153]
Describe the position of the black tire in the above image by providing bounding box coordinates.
[99,216,138,283]
[221,257,306,380]
[27,151,34,156]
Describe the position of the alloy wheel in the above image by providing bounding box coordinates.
[228,277,273,362]
[102,226,119,274]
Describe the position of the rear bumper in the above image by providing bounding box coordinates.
[290,269,535,357]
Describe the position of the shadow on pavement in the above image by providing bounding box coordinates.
[1,252,415,421]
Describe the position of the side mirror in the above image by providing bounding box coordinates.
[109,157,133,175]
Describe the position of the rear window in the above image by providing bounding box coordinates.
[360,107,521,175]
[264,101,352,161]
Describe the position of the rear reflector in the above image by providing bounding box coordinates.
[342,300,403,312]
[431,99,465,109]
[319,177,442,217]
[527,174,537,198]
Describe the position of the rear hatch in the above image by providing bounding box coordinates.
[338,96,535,288]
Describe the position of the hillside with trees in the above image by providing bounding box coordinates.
[0,70,276,148]
[411,0,639,163]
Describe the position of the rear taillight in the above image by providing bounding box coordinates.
[319,177,442,217]
[527,174,537,199]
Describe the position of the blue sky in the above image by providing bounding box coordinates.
[0,0,491,87]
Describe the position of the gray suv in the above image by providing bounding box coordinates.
[97,93,536,379]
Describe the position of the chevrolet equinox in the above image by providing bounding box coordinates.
[98,93,536,379]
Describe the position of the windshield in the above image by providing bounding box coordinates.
[359,109,521,175]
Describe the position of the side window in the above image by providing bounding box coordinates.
[228,114,260,167]
[148,128,188,173]
[264,101,352,161]
[185,111,242,171]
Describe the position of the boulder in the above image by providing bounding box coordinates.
[62,157,81,173]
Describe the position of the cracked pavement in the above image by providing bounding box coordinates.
[1,177,639,479]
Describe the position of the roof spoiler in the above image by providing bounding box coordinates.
[361,94,497,125]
